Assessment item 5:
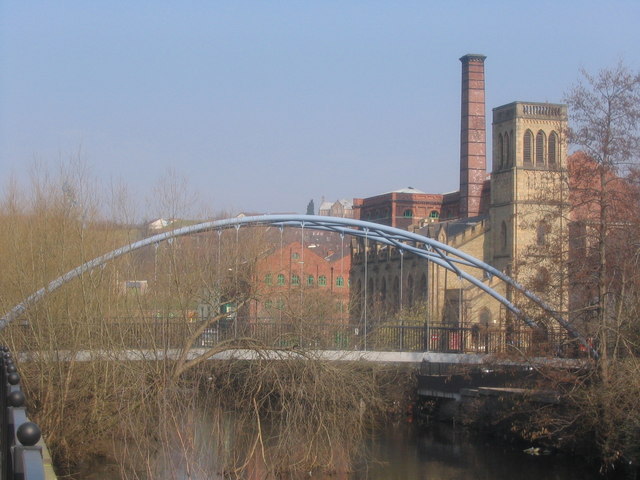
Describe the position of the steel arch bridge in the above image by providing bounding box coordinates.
[0,214,592,353]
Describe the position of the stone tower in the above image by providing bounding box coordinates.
[459,54,487,219]
[490,102,569,314]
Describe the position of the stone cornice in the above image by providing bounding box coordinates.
[460,53,487,63]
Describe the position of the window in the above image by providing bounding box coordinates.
[403,209,413,218]
[534,267,550,291]
[500,221,508,252]
[336,276,344,287]
[498,134,504,168]
[548,131,558,166]
[277,274,286,286]
[291,274,300,286]
[480,308,491,327]
[537,221,550,246]
[419,274,427,301]
[536,130,546,165]
[265,300,273,309]
[523,130,533,165]
[307,275,314,286]
[291,252,300,260]
[264,273,272,285]
[504,131,511,166]
[318,275,327,286]
[429,210,439,220]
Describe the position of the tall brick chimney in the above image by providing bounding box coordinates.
[459,54,487,218]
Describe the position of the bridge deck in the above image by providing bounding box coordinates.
[18,348,584,369]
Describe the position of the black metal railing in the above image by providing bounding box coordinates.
[10,317,579,358]
[0,346,53,480]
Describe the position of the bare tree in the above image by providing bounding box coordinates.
[565,62,640,372]
[548,62,640,467]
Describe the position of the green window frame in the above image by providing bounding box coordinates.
[277,274,286,286]
[291,274,300,286]
[307,275,314,286]
[318,275,327,286]
[264,273,272,285]
[336,276,344,287]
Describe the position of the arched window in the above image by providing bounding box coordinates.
[419,274,427,302]
[407,275,414,307]
[504,131,511,166]
[548,131,558,166]
[536,130,546,166]
[403,209,413,218]
[392,276,400,311]
[534,267,550,291]
[537,221,550,246]
[498,133,504,168]
[318,275,327,286]
[523,130,533,165]
[264,273,272,285]
[429,210,440,220]
[291,274,300,286]
[500,221,508,252]
[277,274,286,286]
[307,275,314,286]
[336,276,344,287]
[479,308,491,327]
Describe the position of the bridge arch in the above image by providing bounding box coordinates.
[0,214,591,352]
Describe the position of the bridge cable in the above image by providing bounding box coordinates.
[300,221,305,345]
[279,225,284,323]
[400,249,404,313]
[216,229,222,320]
[364,229,369,351]
[340,232,345,319]
[234,225,240,338]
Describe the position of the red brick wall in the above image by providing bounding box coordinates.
[251,241,351,320]
[459,54,487,218]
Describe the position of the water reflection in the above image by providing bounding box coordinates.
[82,417,603,480]
[352,423,601,480]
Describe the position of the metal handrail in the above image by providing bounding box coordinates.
[1,346,56,480]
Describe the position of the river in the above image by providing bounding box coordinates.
[82,420,605,479]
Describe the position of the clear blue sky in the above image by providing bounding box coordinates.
[1,1,639,219]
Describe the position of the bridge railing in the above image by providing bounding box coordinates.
[0,346,56,480]
[8,317,579,358]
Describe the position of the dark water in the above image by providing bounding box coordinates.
[83,421,605,479]
[352,422,603,480]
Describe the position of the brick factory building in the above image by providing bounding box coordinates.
[350,54,571,331]
[250,240,350,322]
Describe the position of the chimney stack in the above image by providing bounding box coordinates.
[459,54,487,218]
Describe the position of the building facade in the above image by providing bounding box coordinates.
[350,54,569,331]
[251,241,351,322]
